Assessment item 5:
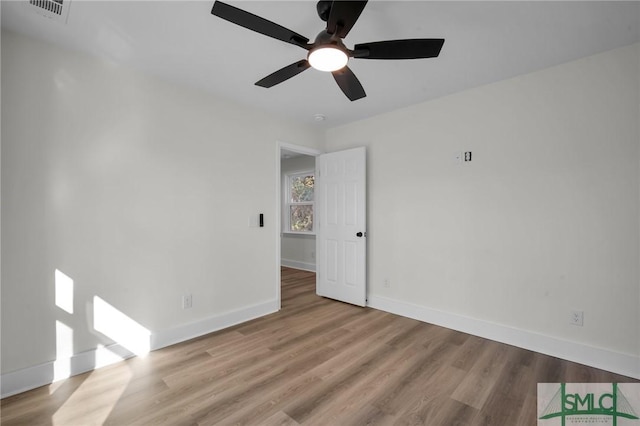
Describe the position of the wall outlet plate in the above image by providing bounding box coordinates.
[570,310,583,326]
[182,294,193,309]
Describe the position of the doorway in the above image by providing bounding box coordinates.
[276,142,322,310]
[281,152,317,271]
[276,143,368,309]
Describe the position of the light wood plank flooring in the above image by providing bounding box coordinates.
[1,267,637,425]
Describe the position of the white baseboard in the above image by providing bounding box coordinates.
[4,295,636,399]
[367,294,640,380]
[1,299,279,399]
[281,259,316,272]
[1,343,135,399]
[150,299,278,350]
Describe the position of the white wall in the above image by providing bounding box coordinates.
[0,30,322,392]
[281,155,316,271]
[2,27,638,397]
[326,43,640,378]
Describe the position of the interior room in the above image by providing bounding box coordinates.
[1,0,639,424]
[281,151,316,273]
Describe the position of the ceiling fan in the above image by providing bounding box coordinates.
[211,1,445,101]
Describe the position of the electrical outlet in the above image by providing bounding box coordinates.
[384,279,390,288]
[570,310,583,326]
[182,294,193,309]
[464,151,472,162]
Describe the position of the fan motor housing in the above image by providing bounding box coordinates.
[312,29,348,50]
[316,1,332,21]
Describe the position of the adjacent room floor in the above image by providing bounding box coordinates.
[1,267,636,425]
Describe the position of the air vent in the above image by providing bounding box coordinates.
[27,0,71,23]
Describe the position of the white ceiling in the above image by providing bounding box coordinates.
[2,1,639,128]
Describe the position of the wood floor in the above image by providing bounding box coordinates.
[1,267,636,425]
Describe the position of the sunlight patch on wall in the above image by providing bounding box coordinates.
[53,320,74,381]
[93,296,150,356]
[55,269,74,314]
[94,344,125,368]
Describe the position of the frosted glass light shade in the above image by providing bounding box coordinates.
[308,46,348,72]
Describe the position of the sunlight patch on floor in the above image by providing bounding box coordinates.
[52,366,132,426]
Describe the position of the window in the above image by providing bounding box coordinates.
[285,171,314,233]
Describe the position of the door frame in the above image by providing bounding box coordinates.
[275,141,323,310]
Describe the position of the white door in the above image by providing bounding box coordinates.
[316,147,366,307]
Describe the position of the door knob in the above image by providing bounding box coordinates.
[356,232,363,237]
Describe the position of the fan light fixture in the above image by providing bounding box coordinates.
[308,46,348,72]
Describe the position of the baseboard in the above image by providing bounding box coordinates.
[1,343,135,399]
[281,259,316,272]
[1,299,279,399]
[4,296,635,399]
[150,299,278,350]
[367,294,640,380]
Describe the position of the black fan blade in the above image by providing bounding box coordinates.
[211,1,309,49]
[353,39,445,59]
[327,1,368,39]
[255,60,311,88]
[332,66,366,101]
